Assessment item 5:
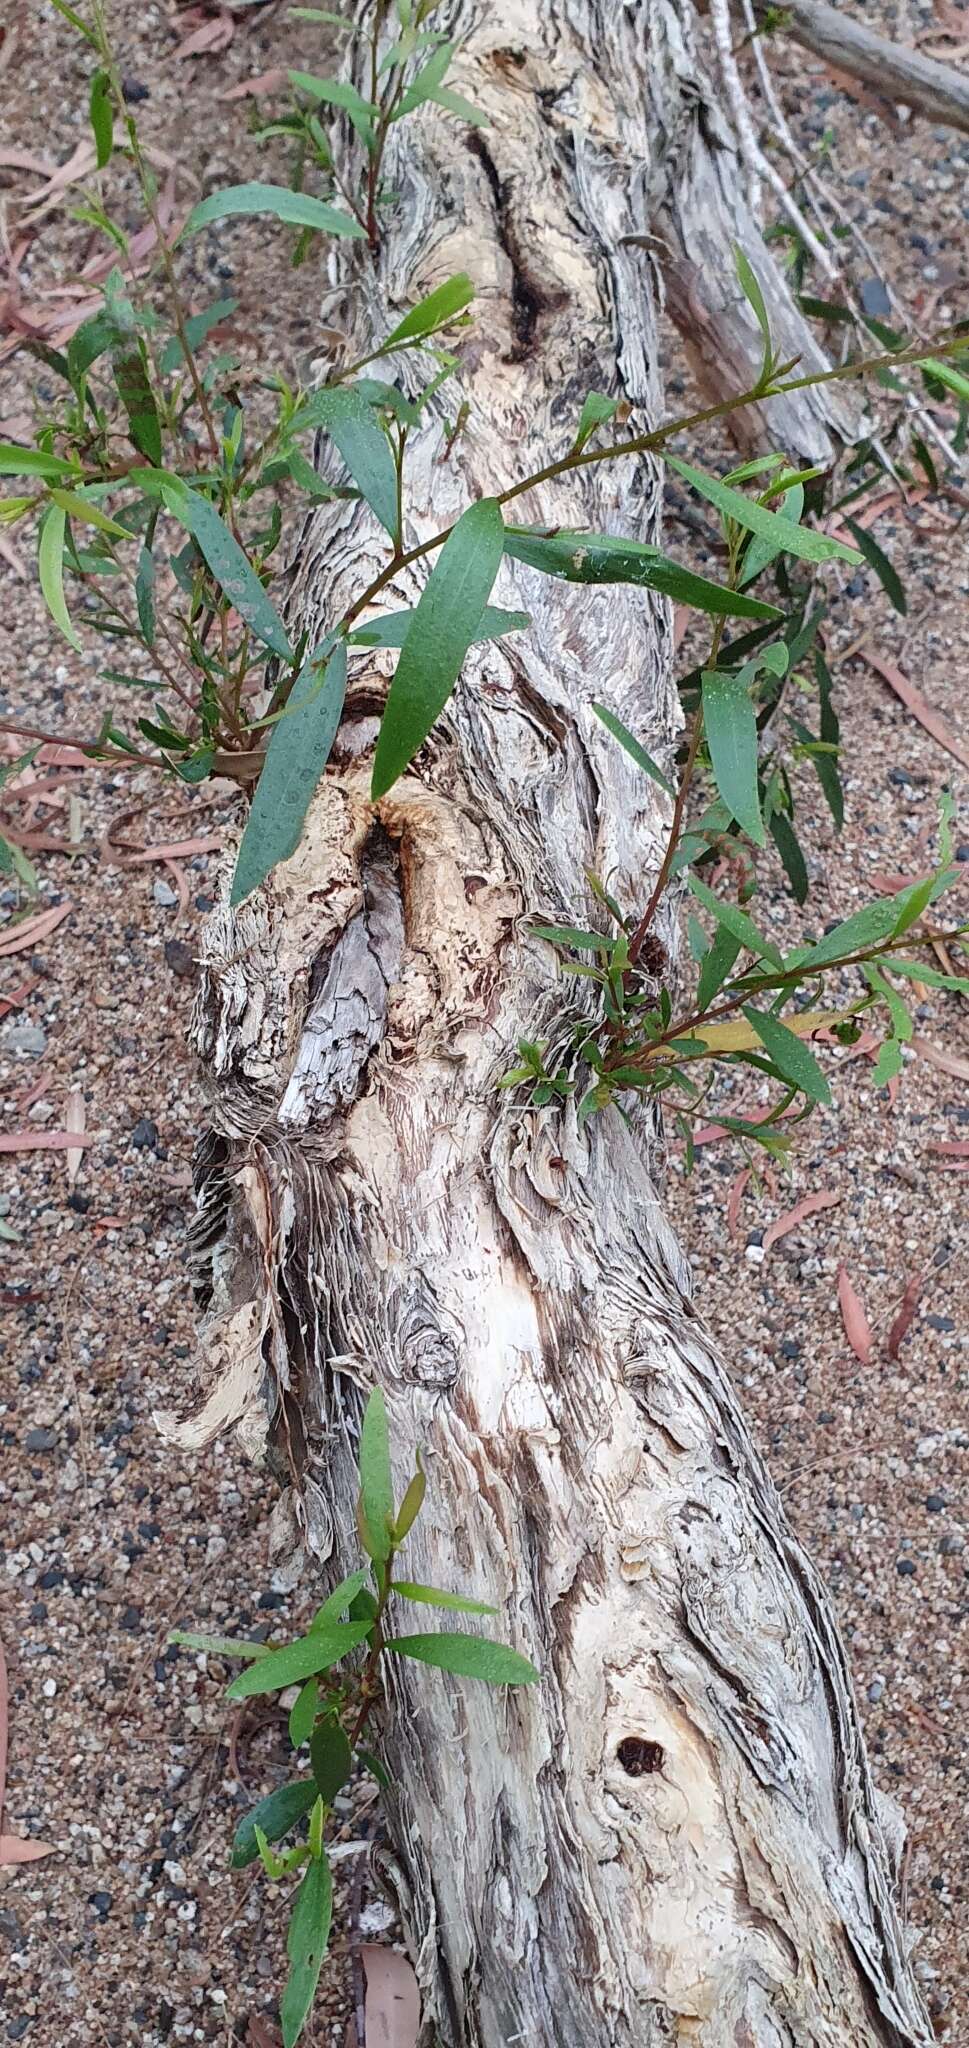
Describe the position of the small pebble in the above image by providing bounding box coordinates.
[153,880,179,909]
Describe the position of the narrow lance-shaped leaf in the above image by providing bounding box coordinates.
[38,504,80,651]
[159,296,238,376]
[288,1680,319,1749]
[572,391,619,453]
[358,1386,395,1562]
[163,484,292,659]
[701,667,764,847]
[287,70,379,119]
[734,244,773,387]
[843,516,907,615]
[309,1718,353,1804]
[230,1781,318,1870]
[592,703,673,797]
[392,1582,497,1615]
[743,1006,832,1105]
[224,1620,373,1701]
[304,386,399,539]
[280,1852,333,2048]
[113,344,163,465]
[768,810,808,905]
[181,182,367,243]
[696,921,742,1013]
[0,445,79,479]
[168,1629,270,1659]
[350,603,528,651]
[504,527,781,621]
[387,1632,539,1684]
[89,68,113,169]
[687,874,783,969]
[231,638,347,905]
[371,497,505,800]
[381,272,474,349]
[135,543,155,645]
[665,454,862,566]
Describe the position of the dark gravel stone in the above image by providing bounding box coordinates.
[163,938,195,979]
[925,1494,946,1513]
[89,1891,113,1919]
[896,1558,916,1576]
[926,1313,955,1331]
[23,1428,56,1451]
[119,1606,142,1632]
[7,2020,30,2042]
[779,1338,801,1360]
[121,76,150,101]
[67,1191,91,1213]
[860,276,891,317]
[130,1117,159,1152]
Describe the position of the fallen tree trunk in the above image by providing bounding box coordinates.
[158,3,930,2042]
[754,0,969,137]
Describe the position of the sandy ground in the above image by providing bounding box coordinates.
[0,2,967,2044]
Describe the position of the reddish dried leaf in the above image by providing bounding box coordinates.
[221,67,287,99]
[0,1835,54,1865]
[361,1946,421,2048]
[887,1274,923,1359]
[0,148,56,176]
[762,1189,840,1251]
[247,2021,282,2048]
[0,900,71,956]
[838,1264,874,1365]
[122,834,222,864]
[174,11,234,57]
[0,1129,94,1154]
[930,1139,969,1158]
[861,649,969,772]
[726,1167,751,1239]
[868,869,933,897]
[912,1036,969,1084]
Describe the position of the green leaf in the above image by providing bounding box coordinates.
[231,639,347,904]
[225,1622,373,1701]
[381,273,474,348]
[113,344,163,465]
[47,488,128,538]
[356,1747,390,1790]
[591,704,673,797]
[696,921,742,1012]
[372,497,505,800]
[739,484,803,586]
[289,1680,319,1749]
[843,516,906,615]
[230,1780,317,1869]
[888,957,969,995]
[182,182,366,243]
[392,1462,426,1541]
[503,527,781,620]
[38,504,80,651]
[168,1629,270,1660]
[312,1567,371,1631]
[160,297,238,375]
[395,39,453,115]
[531,924,608,951]
[918,356,969,405]
[572,391,619,453]
[872,1036,903,1087]
[89,68,113,169]
[427,85,488,128]
[768,810,808,905]
[287,70,379,119]
[734,245,772,387]
[392,1582,497,1615]
[701,668,764,846]
[358,1387,395,1563]
[49,0,99,43]
[863,964,913,1042]
[0,445,79,480]
[891,870,952,935]
[664,455,861,565]
[135,544,155,645]
[305,386,399,539]
[67,309,119,385]
[350,603,528,652]
[280,1851,333,2048]
[165,485,292,658]
[798,899,898,969]
[743,1007,831,1105]
[310,1718,353,1804]
[387,1632,539,1684]
[687,876,783,968]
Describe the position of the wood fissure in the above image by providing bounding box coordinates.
[158,4,930,2043]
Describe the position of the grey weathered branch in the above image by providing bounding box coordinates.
[755,0,969,135]
[159,3,930,2043]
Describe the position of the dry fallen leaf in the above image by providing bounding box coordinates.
[837,1264,874,1366]
[174,11,235,58]
[912,1035,969,1084]
[929,1139,969,1160]
[725,1166,750,1239]
[221,66,286,98]
[0,1637,54,1867]
[762,1189,840,1251]
[0,1129,95,1154]
[0,899,71,956]
[65,1087,86,1187]
[860,649,969,772]
[887,1273,923,1360]
[361,1946,421,2048]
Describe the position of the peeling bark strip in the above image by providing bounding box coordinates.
[159,4,929,2043]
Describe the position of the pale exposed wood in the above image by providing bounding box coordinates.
[157,4,930,2043]
[755,0,969,134]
